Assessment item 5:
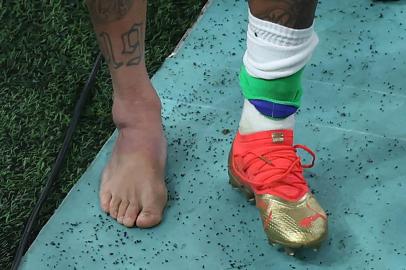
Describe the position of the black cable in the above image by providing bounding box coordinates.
[11,52,102,270]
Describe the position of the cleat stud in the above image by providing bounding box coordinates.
[267,239,277,247]
[284,247,295,256]
[228,176,240,188]
[242,188,254,200]
[228,180,237,188]
[312,245,321,252]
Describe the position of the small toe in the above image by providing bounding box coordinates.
[117,200,129,224]
[109,196,121,219]
[123,203,140,227]
[99,192,112,213]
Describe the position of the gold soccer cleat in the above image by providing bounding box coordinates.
[228,129,328,252]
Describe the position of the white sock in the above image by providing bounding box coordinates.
[243,10,318,80]
[239,99,295,134]
[238,11,317,134]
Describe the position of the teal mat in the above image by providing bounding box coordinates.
[21,0,406,269]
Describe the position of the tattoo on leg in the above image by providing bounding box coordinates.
[87,0,144,69]
[249,0,318,29]
[97,23,143,69]
[87,0,135,23]
[121,23,142,66]
[99,32,124,69]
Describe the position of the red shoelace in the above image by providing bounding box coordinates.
[241,144,316,196]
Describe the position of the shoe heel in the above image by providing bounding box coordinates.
[228,171,255,203]
[244,188,255,203]
[228,174,240,189]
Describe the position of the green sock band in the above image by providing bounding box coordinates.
[239,66,304,108]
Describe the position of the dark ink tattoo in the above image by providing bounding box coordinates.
[249,0,318,29]
[87,0,134,23]
[121,23,142,66]
[99,32,124,69]
[97,23,143,69]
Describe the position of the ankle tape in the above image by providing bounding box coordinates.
[240,66,303,118]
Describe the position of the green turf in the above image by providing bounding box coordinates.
[0,1,206,268]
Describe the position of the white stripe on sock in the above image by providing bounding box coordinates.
[238,99,295,134]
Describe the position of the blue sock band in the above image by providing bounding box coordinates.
[249,99,298,119]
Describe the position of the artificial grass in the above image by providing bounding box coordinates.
[0,0,206,268]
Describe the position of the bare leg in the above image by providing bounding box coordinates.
[86,0,167,228]
[249,0,318,29]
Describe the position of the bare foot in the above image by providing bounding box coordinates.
[99,88,168,228]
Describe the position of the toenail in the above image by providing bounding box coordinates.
[141,212,151,217]
[125,216,134,223]
[124,218,135,226]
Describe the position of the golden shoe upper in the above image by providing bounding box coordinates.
[256,192,327,248]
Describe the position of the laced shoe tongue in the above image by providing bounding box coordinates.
[238,130,309,201]
[256,151,307,200]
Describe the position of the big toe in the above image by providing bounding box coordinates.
[136,208,164,228]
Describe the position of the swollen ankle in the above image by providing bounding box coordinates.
[112,95,162,130]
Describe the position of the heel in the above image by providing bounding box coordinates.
[229,175,240,189]
[228,171,255,203]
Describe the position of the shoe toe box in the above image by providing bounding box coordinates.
[258,193,328,247]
